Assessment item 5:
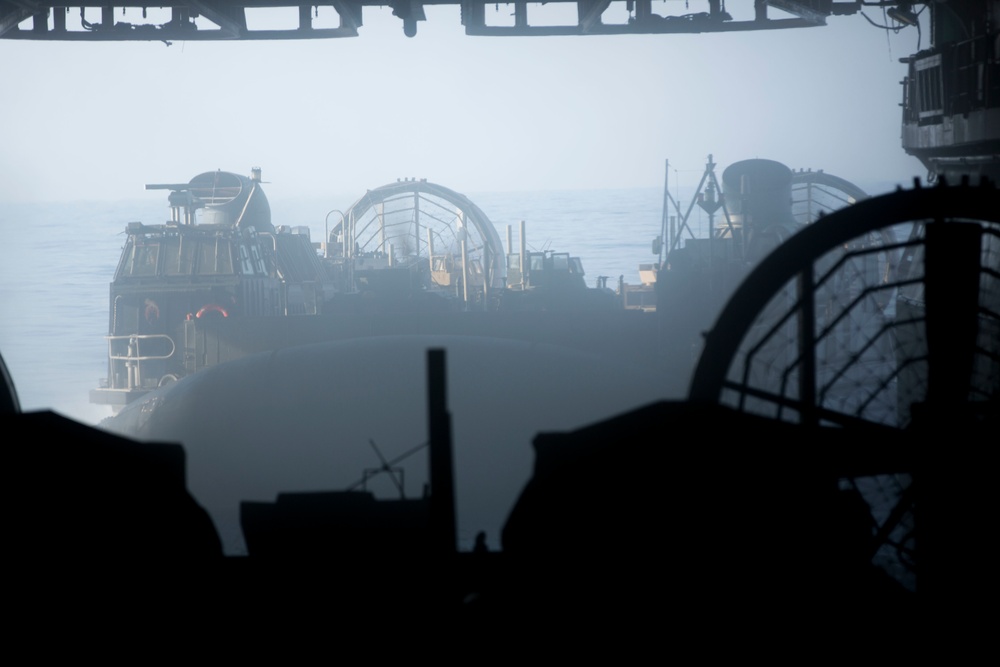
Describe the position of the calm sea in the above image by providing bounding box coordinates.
[0,186,673,425]
[0,174,908,425]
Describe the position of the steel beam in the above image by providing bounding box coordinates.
[466,16,818,37]
[187,0,245,37]
[0,24,359,38]
[6,0,46,10]
[1,1,837,41]
[766,0,829,25]
[0,6,32,37]
[577,0,610,33]
[331,0,360,30]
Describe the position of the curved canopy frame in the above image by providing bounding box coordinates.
[790,169,870,225]
[689,179,1000,430]
[337,180,506,290]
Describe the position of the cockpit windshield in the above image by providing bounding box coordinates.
[116,234,236,279]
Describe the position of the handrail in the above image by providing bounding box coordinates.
[106,333,176,362]
[105,334,176,391]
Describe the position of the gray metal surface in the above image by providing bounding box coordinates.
[688,178,1000,429]
[0,0,843,41]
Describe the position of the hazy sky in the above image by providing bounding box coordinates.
[1,2,926,203]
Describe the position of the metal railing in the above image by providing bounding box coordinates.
[105,333,176,391]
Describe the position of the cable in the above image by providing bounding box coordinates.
[859,9,906,32]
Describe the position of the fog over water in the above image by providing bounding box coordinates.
[0,4,934,554]
[2,3,927,392]
[0,187,669,423]
[1,5,924,205]
[1,6,929,408]
[0,175,905,424]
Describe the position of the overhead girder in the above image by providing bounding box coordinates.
[185,0,246,37]
[0,0,859,41]
[1,0,37,37]
[766,0,833,24]
[0,1,362,39]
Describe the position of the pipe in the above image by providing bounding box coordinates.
[461,233,469,305]
[427,227,434,277]
[414,189,420,263]
[660,158,669,266]
[519,219,526,289]
[378,202,385,254]
[324,209,345,260]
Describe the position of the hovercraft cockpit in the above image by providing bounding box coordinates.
[90,169,331,411]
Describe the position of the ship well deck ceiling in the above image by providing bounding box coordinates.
[1,1,853,41]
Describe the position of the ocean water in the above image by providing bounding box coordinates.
[0,179,922,565]
[0,173,910,426]
[0,186,670,425]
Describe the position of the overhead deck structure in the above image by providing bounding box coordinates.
[0,0,858,40]
[6,1,995,180]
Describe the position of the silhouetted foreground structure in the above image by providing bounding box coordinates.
[3,352,932,623]
[10,174,1000,638]
[4,411,221,561]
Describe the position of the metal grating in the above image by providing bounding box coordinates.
[691,180,1000,430]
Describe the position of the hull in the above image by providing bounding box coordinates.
[101,334,685,554]
[180,308,660,373]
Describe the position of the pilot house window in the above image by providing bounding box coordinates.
[124,241,160,277]
[915,54,944,120]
